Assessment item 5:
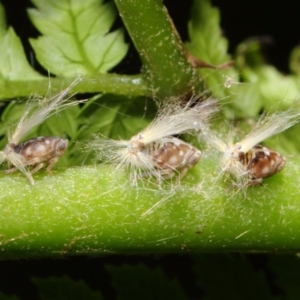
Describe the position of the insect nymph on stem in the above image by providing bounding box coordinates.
[0,78,85,185]
[93,98,218,184]
[201,107,300,187]
[126,134,202,183]
[223,143,286,186]
[4,137,68,176]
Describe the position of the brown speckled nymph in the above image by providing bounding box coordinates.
[143,136,201,182]
[238,144,286,185]
[7,136,68,175]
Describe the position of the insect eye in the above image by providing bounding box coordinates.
[57,141,67,151]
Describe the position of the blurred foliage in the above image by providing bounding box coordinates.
[106,264,187,300]
[2,254,300,299]
[31,276,105,300]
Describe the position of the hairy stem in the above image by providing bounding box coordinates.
[114,0,201,99]
[0,74,147,99]
[0,156,299,259]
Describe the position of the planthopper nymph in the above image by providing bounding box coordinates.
[222,143,286,186]
[125,134,202,183]
[92,98,218,184]
[200,107,300,187]
[4,136,69,177]
[0,78,85,185]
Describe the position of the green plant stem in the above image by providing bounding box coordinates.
[114,0,201,99]
[0,74,147,99]
[1,156,300,259]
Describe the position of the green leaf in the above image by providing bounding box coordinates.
[193,254,274,300]
[251,66,300,109]
[238,48,300,112]
[28,0,129,76]
[187,2,300,118]
[31,276,104,300]
[77,94,155,141]
[236,40,300,110]
[187,0,230,65]
[38,105,81,140]
[1,101,27,127]
[107,264,188,300]
[186,0,260,117]
[0,3,42,82]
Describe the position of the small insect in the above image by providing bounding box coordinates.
[240,145,285,185]
[133,135,201,183]
[92,98,218,184]
[4,137,69,176]
[223,143,286,186]
[0,78,85,185]
[201,107,300,186]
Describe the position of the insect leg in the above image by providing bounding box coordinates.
[46,157,60,174]
[4,167,18,173]
[248,177,263,185]
[30,163,45,175]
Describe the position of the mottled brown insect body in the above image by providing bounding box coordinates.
[238,144,285,185]
[7,137,68,175]
[144,136,201,182]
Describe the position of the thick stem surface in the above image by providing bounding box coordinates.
[0,74,147,99]
[115,0,201,99]
[0,156,299,259]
